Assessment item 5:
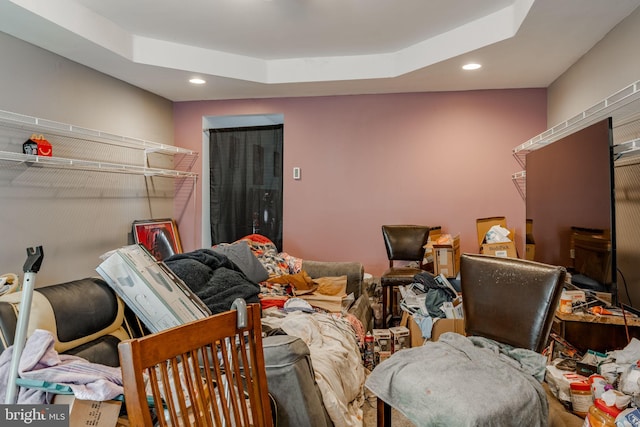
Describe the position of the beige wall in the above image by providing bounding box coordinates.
[0,34,174,144]
[547,6,640,126]
[0,32,176,286]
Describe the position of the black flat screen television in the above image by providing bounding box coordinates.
[525,118,616,303]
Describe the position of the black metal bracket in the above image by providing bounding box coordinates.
[23,246,44,273]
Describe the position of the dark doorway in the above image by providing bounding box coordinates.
[208,125,283,250]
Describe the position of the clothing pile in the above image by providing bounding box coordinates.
[399,271,460,341]
[0,329,123,404]
[262,309,366,427]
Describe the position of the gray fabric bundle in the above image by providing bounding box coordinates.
[165,249,261,315]
[365,332,548,427]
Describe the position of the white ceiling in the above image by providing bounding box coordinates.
[1,0,639,102]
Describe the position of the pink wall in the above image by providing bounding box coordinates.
[173,89,547,276]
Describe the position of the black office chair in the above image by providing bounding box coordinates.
[370,254,567,426]
[380,225,431,327]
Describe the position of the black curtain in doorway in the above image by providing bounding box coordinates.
[209,125,283,250]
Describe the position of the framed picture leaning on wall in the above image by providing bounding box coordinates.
[132,218,183,261]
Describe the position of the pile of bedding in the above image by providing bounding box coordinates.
[214,234,354,315]
[167,234,369,426]
[164,249,261,315]
[234,233,301,277]
[262,309,366,427]
[365,332,549,427]
[165,234,304,314]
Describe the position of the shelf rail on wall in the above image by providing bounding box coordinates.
[614,137,640,161]
[0,109,201,269]
[0,151,197,178]
[511,80,640,199]
[0,109,196,156]
[0,109,198,178]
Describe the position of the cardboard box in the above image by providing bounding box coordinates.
[389,325,410,353]
[373,329,393,366]
[476,216,508,247]
[481,240,518,258]
[569,227,609,252]
[433,234,460,278]
[430,318,465,342]
[525,219,536,261]
[400,312,427,347]
[372,328,392,352]
[573,233,612,284]
[421,226,442,272]
[96,244,211,333]
[476,217,517,258]
[377,350,392,365]
[53,394,122,427]
[440,295,464,319]
[298,292,346,312]
[525,245,535,261]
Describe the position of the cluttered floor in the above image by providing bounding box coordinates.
[362,391,414,426]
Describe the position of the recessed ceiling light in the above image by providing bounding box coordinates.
[189,78,206,85]
[462,63,482,71]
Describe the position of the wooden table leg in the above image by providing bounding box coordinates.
[382,285,388,328]
[377,397,392,427]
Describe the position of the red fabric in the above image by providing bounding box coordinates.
[260,297,287,310]
[241,234,274,245]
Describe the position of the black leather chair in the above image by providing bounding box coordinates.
[371,253,567,426]
[459,254,566,353]
[0,278,145,367]
[380,225,431,327]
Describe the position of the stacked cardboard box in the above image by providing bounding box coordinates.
[372,328,392,365]
[389,326,410,353]
[421,226,442,273]
[424,230,461,278]
[525,219,536,261]
[433,234,461,278]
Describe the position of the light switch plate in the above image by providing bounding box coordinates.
[293,167,301,180]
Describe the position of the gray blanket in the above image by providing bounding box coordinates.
[365,332,548,427]
[165,249,261,315]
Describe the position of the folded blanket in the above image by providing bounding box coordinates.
[165,249,261,314]
[365,332,548,427]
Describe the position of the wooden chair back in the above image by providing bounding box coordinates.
[118,302,273,426]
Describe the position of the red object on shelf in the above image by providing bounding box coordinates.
[23,134,52,157]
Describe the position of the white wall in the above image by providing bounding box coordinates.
[0,32,176,286]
